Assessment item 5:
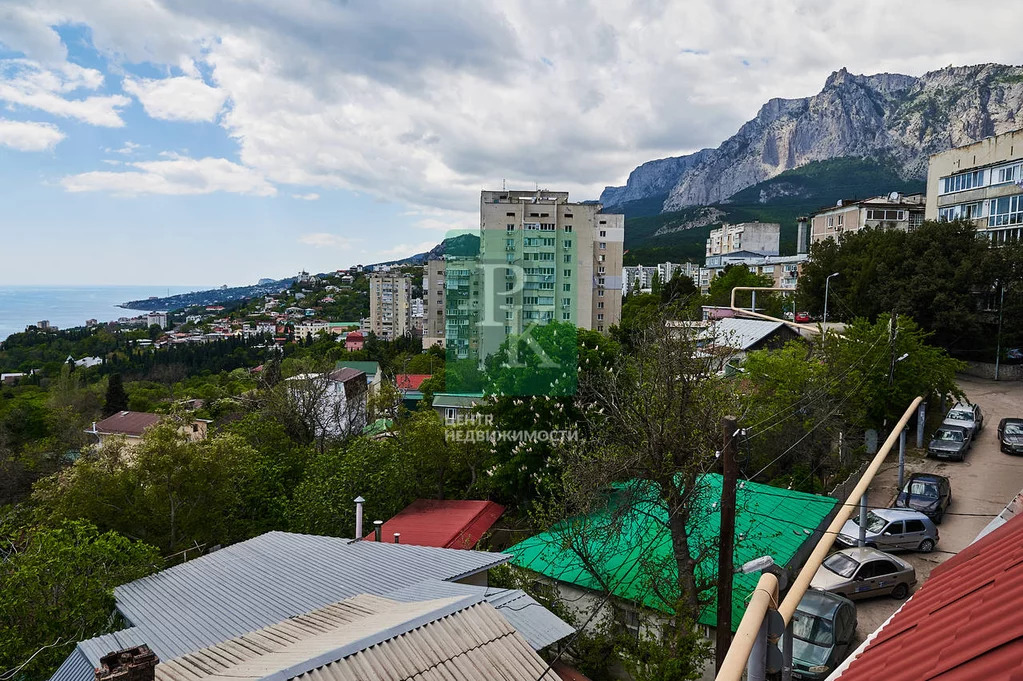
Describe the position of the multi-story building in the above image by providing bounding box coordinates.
[146,312,168,329]
[925,129,1023,244]
[622,265,659,292]
[706,222,781,258]
[809,193,925,245]
[701,253,807,293]
[477,189,623,357]
[422,259,446,349]
[368,272,412,340]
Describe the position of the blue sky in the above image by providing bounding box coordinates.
[0,1,1019,286]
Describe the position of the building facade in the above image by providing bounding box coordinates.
[477,189,624,355]
[706,222,781,258]
[809,193,925,245]
[368,272,412,340]
[422,258,446,349]
[926,128,1023,244]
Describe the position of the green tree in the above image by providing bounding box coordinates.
[706,265,776,312]
[0,520,161,681]
[102,373,128,417]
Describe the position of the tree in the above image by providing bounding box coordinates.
[102,373,128,417]
[537,309,737,678]
[650,270,662,296]
[706,265,778,313]
[0,520,161,681]
[662,270,699,305]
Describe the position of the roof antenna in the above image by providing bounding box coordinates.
[502,178,506,191]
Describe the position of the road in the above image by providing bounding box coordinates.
[850,375,1023,641]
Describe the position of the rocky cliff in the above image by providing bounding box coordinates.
[600,64,1023,212]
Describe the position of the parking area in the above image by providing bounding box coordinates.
[849,375,1023,641]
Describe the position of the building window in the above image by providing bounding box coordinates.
[597,313,604,321]
[599,241,606,249]
[827,216,834,228]
[507,224,515,231]
[597,301,604,309]
[994,164,1021,185]
[597,324,604,331]
[598,266,605,274]
[564,239,572,248]
[598,289,604,297]
[564,254,571,263]
[866,209,906,221]
[939,203,983,221]
[506,212,516,217]
[989,195,1023,227]
[563,283,571,291]
[563,312,571,320]
[564,225,573,233]
[506,282,514,290]
[599,230,606,237]
[837,214,844,226]
[598,254,606,262]
[564,213,573,218]
[562,297,571,306]
[941,169,986,194]
[445,408,456,424]
[563,269,571,277]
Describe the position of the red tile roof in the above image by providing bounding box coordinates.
[836,512,1023,681]
[371,499,505,549]
[395,374,431,391]
[94,411,164,437]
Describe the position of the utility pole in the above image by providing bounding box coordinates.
[995,281,1005,381]
[716,415,739,672]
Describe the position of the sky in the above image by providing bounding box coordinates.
[0,1,1021,286]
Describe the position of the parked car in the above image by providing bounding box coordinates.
[927,424,972,461]
[811,547,916,600]
[785,589,857,680]
[998,417,1023,455]
[835,508,939,552]
[894,473,952,523]
[795,312,813,323]
[943,402,983,437]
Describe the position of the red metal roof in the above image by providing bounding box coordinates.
[94,411,163,437]
[395,374,431,391]
[371,499,505,549]
[836,512,1023,681]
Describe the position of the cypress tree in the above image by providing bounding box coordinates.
[103,373,129,416]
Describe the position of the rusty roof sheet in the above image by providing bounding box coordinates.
[94,411,164,436]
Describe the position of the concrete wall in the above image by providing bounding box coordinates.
[959,361,1023,381]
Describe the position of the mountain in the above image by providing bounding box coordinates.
[621,157,925,266]
[368,232,481,268]
[602,63,1023,213]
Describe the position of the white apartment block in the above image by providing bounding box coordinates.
[368,272,412,340]
[926,128,1023,244]
[809,193,925,245]
[706,222,780,257]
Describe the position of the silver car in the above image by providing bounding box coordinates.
[811,547,916,600]
[834,508,939,553]
[943,402,983,437]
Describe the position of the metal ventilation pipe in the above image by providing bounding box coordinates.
[393,533,400,544]
[373,520,383,542]
[354,496,365,538]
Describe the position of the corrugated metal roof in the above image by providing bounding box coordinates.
[334,361,378,376]
[385,579,574,651]
[507,475,837,629]
[834,512,1023,681]
[112,532,508,663]
[709,318,787,350]
[94,411,163,436]
[431,393,484,408]
[51,628,148,681]
[373,499,505,549]
[154,594,550,681]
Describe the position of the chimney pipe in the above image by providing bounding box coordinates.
[393,532,400,544]
[353,496,365,538]
[373,520,383,542]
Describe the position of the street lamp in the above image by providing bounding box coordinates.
[822,272,840,329]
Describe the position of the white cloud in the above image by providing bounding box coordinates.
[299,232,357,248]
[104,141,141,155]
[291,192,320,200]
[124,75,227,122]
[0,58,128,127]
[374,241,438,259]
[0,118,64,150]
[62,154,276,196]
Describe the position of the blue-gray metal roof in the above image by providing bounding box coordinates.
[385,579,574,650]
[51,531,508,681]
[50,628,147,681]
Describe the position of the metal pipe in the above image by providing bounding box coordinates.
[728,286,819,333]
[393,532,400,544]
[715,573,779,680]
[777,396,923,623]
[823,272,839,329]
[916,402,926,449]
[354,496,365,538]
[748,616,768,681]
[373,520,383,542]
[858,493,867,548]
[781,620,793,681]
[996,283,1005,381]
[898,427,907,490]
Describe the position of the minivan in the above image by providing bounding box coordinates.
[835,508,939,553]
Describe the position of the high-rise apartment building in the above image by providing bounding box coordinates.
[478,189,623,345]
[422,259,446,349]
[925,129,1023,244]
[368,272,412,340]
[706,222,780,257]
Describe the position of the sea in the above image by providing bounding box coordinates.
[0,285,206,341]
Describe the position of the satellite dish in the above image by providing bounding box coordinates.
[836,200,843,207]
[889,191,900,201]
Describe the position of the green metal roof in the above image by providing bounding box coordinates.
[506,474,837,630]
[362,418,393,436]
[335,361,379,376]
[432,392,484,408]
